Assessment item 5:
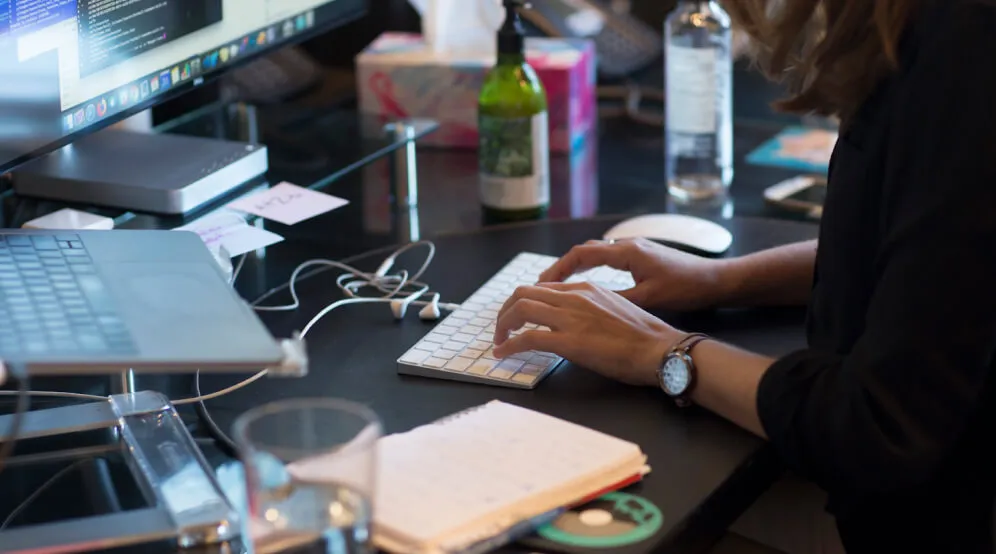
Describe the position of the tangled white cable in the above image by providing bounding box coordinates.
[173,240,460,406]
[2,241,461,408]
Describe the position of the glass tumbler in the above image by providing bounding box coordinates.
[233,398,381,554]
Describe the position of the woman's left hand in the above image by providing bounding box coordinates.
[493,282,683,387]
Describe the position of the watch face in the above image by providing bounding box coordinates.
[660,356,691,396]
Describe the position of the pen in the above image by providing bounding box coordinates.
[450,507,566,554]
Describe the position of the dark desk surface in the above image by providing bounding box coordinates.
[195,215,819,554]
[0,72,825,552]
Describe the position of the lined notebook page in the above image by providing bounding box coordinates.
[375,401,644,548]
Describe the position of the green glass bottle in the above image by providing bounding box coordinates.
[478,0,550,222]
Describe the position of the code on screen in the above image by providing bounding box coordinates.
[77,0,221,76]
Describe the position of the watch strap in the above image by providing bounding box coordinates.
[671,332,709,354]
[663,332,711,408]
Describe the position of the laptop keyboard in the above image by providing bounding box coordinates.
[0,233,137,357]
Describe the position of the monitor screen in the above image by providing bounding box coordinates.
[0,0,366,174]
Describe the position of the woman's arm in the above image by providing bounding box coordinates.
[717,240,817,308]
[699,3,996,496]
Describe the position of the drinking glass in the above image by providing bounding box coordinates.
[233,398,381,554]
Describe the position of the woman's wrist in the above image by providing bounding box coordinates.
[710,257,749,308]
[639,324,688,388]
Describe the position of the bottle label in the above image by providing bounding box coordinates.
[479,112,550,210]
[666,46,721,134]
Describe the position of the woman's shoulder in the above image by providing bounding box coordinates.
[917,0,996,38]
[901,0,996,73]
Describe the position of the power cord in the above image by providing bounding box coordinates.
[1,459,88,530]
[0,242,459,460]
[0,364,30,479]
[189,240,457,457]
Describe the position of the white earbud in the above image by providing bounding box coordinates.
[390,298,408,319]
[418,294,442,321]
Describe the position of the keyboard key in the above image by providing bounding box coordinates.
[6,236,30,246]
[400,349,431,365]
[470,340,491,351]
[458,348,484,359]
[489,367,515,380]
[496,359,524,373]
[521,363,547,375]
[424,357,447,368]
[444,357,473,372]
[76,274,115,314]
[434,349,458,360]
[452,332,476,343]
[468,360,497,375]
[512,373,539,385]
[442,341,465,351]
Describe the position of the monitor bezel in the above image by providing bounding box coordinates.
[0,0,369,176]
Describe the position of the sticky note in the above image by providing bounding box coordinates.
[176,213,283,257]
[227,182,350,225]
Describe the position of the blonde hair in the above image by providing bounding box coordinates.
[724,0,918,120]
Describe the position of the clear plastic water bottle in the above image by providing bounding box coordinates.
[665,1,733,203]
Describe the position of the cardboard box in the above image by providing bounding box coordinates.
[356,32,597,153]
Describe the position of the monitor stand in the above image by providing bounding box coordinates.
[12,122,268,215]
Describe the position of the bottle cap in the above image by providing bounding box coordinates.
[498,0,529,55]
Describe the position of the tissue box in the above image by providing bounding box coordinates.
[356,32,597,153]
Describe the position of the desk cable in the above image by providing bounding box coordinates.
[189,240,458,456]
[0,363,29,480]
[0,242,455,521]
[0,241,458,458]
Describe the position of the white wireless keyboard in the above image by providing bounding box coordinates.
[397,252,636,389]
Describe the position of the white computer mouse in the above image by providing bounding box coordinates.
[603,213,733,256]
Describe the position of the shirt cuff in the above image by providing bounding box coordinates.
[757,349,831,479]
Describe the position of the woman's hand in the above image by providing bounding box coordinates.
[538,239,731,312]
[492,282,685,387]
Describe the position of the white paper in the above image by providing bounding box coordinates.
[227,182,349,226]
[176,213,283,257]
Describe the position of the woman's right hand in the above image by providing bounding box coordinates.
[538,238,734,312]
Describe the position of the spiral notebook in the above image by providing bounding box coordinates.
[368,400,650,553]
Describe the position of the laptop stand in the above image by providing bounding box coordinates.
[0,391,240,553]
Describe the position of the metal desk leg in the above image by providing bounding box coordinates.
[388,121,419,209]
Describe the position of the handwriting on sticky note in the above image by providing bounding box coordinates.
[176,213,283,257]
[227,182,349,225]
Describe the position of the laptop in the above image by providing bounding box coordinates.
[0,229,287,376]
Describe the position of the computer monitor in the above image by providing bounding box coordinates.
[0,0,368,213]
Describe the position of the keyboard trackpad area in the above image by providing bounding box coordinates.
[103,262,246,322]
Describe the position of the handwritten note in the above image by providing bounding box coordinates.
[227,182,350,225]
[176,213,283,257]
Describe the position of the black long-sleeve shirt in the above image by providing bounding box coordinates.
[756,1,996,552]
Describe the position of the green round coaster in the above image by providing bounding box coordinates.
[536,492,663,549]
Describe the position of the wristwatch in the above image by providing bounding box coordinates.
[658,333,711,407]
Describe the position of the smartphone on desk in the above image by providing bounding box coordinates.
[764,175,828,219]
